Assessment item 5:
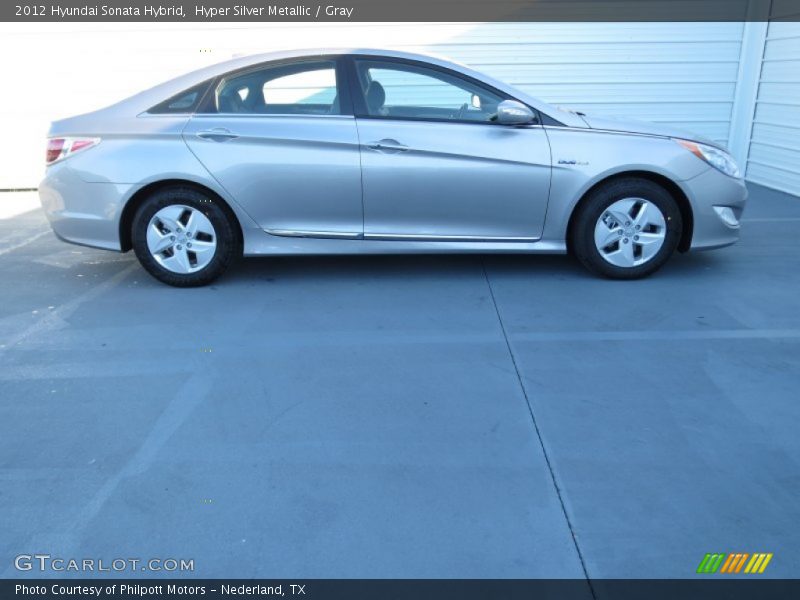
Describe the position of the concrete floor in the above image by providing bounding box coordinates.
[0,184,798,581]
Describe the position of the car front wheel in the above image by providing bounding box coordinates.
[571,178,683,279]
[131,187,239,287]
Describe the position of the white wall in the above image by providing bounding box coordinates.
[747,21,800,196]
[0,21,753,190]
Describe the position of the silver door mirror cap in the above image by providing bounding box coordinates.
[495,100,536,125]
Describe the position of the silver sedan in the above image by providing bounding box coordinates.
[40,48,747,286]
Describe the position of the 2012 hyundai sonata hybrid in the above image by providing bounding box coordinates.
[40,48,747,287]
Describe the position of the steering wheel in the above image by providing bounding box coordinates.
[454,103,469,120]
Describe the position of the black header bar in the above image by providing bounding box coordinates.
[3,0,800,22]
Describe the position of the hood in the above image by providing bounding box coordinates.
[572,112,721,149]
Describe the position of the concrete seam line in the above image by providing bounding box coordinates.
[512,329,800,342]
[1,368,214,576]
[480,259,597,596]
[0,262,138,360]
[0,230,51,257]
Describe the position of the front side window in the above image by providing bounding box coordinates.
[213,60,340,115]
[354,60,505,123]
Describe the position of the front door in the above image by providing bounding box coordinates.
[349,57,552,241]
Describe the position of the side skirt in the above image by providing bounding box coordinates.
[244,229,567,256]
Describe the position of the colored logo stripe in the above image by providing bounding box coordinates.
[697,553,726,574]
[720,553,749,573]
[744,553,773,574]
[698,552,773,574]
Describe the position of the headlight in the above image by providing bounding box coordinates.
[676,139,742,179]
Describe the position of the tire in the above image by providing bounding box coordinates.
[131,187,239,287]
[571,178,682,280]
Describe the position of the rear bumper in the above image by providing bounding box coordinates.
[39,164,129,251]
[684,168,748,251]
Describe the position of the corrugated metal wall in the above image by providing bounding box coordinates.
[440,23,744,148]
[747,21,800,195]
[0,21,761,191]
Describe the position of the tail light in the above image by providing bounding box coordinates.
[46,137,100,165]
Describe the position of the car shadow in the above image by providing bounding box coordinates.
[216,251,726,287]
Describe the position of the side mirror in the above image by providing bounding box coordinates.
[495,100,535,125]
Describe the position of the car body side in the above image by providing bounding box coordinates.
[39,48,747,257]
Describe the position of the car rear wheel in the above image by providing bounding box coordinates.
[132,187,239,287]
[571,178,682,279]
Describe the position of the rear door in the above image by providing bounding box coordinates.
[183,57,363,238]
[347,57,552,241]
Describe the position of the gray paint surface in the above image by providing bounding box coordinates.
[1,184,798,581]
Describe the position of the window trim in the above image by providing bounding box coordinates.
[196,55,354,117]
[343,55,543,128]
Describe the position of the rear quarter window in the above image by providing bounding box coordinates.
[148,81,213,114]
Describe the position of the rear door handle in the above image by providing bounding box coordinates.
[196,128,239,142]
[366,139,408,153]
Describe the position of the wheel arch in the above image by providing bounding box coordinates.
[565,170,694,254]
[119,179,244,252]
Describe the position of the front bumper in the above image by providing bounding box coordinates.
[684,167,748,251]
[39,163,130,251]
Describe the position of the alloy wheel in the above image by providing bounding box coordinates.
[146,205,217,274]
[593,198,667,268]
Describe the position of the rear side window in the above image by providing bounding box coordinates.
[211,60,340,115]
[148,81,212,114]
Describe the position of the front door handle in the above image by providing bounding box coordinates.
[366,139,408,153]
[196,128,239,142]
